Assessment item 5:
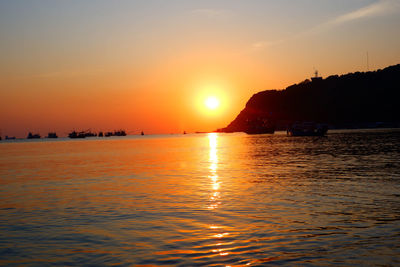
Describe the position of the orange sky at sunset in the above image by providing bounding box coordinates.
[1,1,400,137]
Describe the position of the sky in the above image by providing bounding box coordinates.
[1,0,400,137]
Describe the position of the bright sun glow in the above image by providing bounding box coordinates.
[205,97,220,110]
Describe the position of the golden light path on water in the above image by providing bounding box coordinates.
[207,133,232,259]
[208,133,220,203]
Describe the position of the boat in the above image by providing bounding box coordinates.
[98,131,104,137]
[47,132,58,138]
[244,127,275,135]
[68,130,99,138]
[141,131,144,136]
[244,118,275,135]
[27,132,41,139]
[5,136,16,140]
[287,122,328,136]
[113,130,126,136]
[68,131,86,138]
[83,131,97,137]
[104,130,126,137]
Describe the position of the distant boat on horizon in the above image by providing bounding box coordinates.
[105,130,127,137]
[47,132,58,138]
[68,129,121,138]
[27,132,41,139]
[114,130,126,136]
[68,131,86,138]
[84,131,97,137]
[287,122,328,136]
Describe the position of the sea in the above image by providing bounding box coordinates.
[0,129,399,266]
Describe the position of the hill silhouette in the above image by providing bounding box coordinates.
[218,64,400,132]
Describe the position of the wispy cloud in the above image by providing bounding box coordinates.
[331,0,400,25]
[309,0,400,35]
[250,0,400,51]
[191,8,232,18]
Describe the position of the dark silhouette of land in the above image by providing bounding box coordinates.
[218,64,400,132]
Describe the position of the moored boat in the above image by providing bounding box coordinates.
[244,118,275,135]
[287,122,328,136]
[68,130,99,138]
[68,131,86,138]
[27,132,41,139]
[47,132,58,138]
[114,130,126,136]
[244,127,275,135]
[104,130,127,137]
[84,131,97,137]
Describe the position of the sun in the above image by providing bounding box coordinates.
[205,96,220,110]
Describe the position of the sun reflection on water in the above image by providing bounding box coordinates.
[207,133,231,258]
[208,133,220,210]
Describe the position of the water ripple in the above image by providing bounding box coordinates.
[0,130,399,265]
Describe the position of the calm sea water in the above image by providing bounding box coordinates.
[1,129,399,266]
